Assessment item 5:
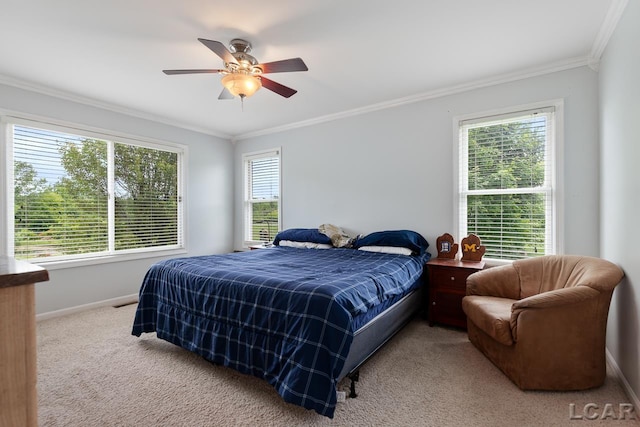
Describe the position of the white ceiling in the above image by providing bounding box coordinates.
[0,1,621,140]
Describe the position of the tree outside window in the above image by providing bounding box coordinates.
[459,106,557,261]
[9,123,183,261]
[243,150,280,245]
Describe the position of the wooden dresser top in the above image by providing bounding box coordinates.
[0,256,49,289]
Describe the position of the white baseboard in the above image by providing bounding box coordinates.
[36,294,139,321]
[606,348,640,411]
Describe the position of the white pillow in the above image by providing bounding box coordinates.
[278,240,333,249]
[357,245,413,256]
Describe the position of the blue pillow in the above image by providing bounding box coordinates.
[354,230,430,255]
[273,228,332,246]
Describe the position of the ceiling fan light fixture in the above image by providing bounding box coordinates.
[221,73,261,98]
[163,38,307,100]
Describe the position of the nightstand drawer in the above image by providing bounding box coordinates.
[430,268,470,291]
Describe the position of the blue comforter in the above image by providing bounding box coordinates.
[132,247,428,417]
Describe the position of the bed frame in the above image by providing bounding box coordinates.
[338,285,425,397]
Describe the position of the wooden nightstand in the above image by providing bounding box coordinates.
[427,258,484,329]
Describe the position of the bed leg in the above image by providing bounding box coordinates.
[348,371,359,398]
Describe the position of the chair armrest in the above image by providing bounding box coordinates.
[466,264,521,299]
[512,286,600,311]
[509,286,600,342]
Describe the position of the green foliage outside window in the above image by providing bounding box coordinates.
[251,201,278,242]
[13,131,179,260]
[465,118,548,260]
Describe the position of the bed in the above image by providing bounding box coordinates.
[132,229,430,418]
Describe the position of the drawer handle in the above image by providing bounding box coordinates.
[450,276,455,281]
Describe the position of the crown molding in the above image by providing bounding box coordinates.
[234,56,590,142]
[0,52,596,144]
[0,74,232,140]
[588,0,629,70]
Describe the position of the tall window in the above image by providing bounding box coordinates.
[457,104,560,261]
[243,149,280,245]
[4,119,184,263]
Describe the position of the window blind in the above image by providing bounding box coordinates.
[9,122,182,262]
[113,143,179,250]
[244,150,280,243]
[459,107,555,260]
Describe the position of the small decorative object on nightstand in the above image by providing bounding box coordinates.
[436,233,458,259]
[461,233,485,262]
[427,256,484,329]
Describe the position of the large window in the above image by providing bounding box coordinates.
[457,103,560,261]
[243,149,280,245]
[3,118,184,263]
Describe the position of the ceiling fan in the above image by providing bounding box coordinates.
[163,38,308,101]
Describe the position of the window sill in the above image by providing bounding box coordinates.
[482,258,513,268]
[29,247,188,271]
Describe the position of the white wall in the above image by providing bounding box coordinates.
[234,66,600,258]
[599,0,640,405]
[0,83,234,314]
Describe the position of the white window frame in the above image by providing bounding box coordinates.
[243,148,281,247]
[0,113,188,269]
[453,100,564,263]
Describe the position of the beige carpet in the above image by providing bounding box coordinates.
[37,304,637,426]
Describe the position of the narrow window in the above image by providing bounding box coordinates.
[243,149,280,245]
[458,105,559,260]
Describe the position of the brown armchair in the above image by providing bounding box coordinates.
[462,255,624,390]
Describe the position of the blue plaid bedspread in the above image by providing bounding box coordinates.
[132,247,428,417]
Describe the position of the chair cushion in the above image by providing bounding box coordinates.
[462,296,515,346]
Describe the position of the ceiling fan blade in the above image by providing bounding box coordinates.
[218,87,234,100]
[198,38,238,65]
[260,76,297,98]
[163,69,224,75]
[258,58,308,74]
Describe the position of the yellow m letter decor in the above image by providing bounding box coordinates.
[461,234,485,262]
[463,243,477,252]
